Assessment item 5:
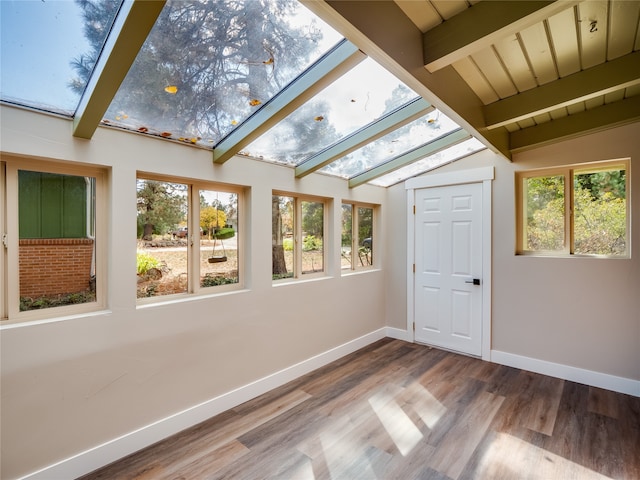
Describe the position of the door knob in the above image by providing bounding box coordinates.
[465,278,481,285]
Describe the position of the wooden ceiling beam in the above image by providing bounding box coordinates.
[485,51,640,129]
[510,95,640,152]
[422,1,576,72]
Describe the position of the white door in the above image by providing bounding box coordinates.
[414,182,483,356]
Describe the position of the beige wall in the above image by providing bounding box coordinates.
[386,123,640,381]
[0,106,387,479]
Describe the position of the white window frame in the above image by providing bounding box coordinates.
[136,173,244,305]
[272,191,328,282]
[3,157,107,323]
[516,159,630,257]
[1,161,6,320]
[341,201,376,273]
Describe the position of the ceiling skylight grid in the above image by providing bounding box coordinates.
[1,0,487,188]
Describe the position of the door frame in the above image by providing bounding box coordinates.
[406,166,494,361]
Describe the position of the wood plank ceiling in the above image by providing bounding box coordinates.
[306,0,640,158]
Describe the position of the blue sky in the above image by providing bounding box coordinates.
[1,0,90,114]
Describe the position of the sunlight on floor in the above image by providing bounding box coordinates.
[477,433,611,479]
[368,389,423,456]
[319,420,378,479]
[405,382,447,429]
[286,455,316,480]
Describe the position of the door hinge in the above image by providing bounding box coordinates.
[413,263,415,273]
[413,322,416,332]
[1,233,6,248]
[413,205,416,214]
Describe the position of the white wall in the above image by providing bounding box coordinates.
[0,106,387,479]
[387,123,640,386]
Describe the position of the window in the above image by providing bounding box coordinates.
[137,176,242,300]
[3,159,106,319]
[516,160,629,256]
[272,193,326,280]
[341,203,374,270]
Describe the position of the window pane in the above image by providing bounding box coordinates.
[368,138,486,187]
[244,59,419,165]
[320,110,460,178]
[136,179,188,297]
[199,190,239,287]
[273,195,294,280]
[18,171,97,311]
[524,175,565,251]
[357,207,373,267]
[103,0,342,146]
[574,167,626,255]
[1,0,120,115]
[341,204,353,270]
[301,201,323,274]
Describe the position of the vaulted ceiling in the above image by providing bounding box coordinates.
[304,0,640,159]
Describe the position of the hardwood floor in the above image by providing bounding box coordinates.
[80,339,640,480]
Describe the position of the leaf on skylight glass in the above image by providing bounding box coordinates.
[249,99,262,106]
[314,116,324,121]
[164,85,178,94]
[263,58,274,65]
[138,127,149,133]
[160,132,172,138]
[231,120,238,125]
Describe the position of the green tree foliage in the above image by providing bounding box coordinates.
[136,180,187,239]
[574,184,626,255]
[526,169,626,254]
[525,175,565,251]
[302,200,323,237]
[341,204,352,247]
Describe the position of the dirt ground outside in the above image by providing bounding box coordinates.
[137,239,324,297]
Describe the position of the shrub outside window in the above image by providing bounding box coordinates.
[272,193,325,281]
[137,176,241,300]
[516,160,629,256]
[341,203,374,270]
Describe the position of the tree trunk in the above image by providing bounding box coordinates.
[272,244,287,275]
[272,196,287,275]
[143,223,154,241]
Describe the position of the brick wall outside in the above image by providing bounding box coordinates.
[19,238,94,298]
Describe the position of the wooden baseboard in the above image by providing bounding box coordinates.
[491,349,640,397]
[19,328,387,480]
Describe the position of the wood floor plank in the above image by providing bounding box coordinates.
[427,390,505,479]
[588,385,621,418]
[80,340,640,480]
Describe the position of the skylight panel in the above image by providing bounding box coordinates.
[0,0,121,116]
[368,138,487,187]
[100,0,342,146]
[319,109,460,179]
[242,57,419,165]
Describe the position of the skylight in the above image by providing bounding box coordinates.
[319,109,461,178]
[0,0,121,115]
[101,0,342,146]
[243,57,419,165]
[369,138,487,187]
